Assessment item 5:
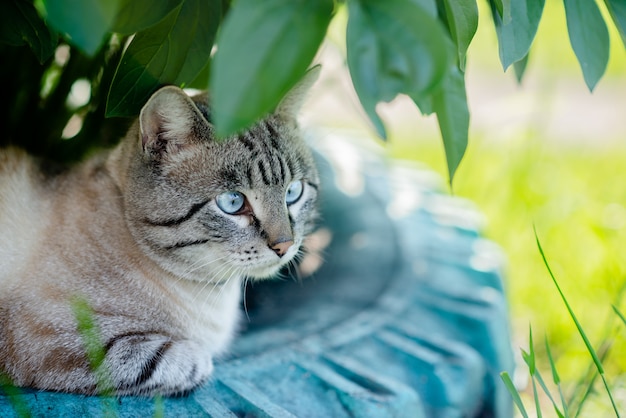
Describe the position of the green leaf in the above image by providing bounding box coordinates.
[513,52,530,83]
[605,0,626,48]
[440,0,478,70]
[346,0,451,138]
[0,0,58,63]
[491,0,512,23]
[43,0,120,56]
[491,0,545,70]
[106,0,220,117]
[414,0,438,17]
[173,1,221,86]
[428,64,469,185]
[113,0,182,34]
[186,60,211,90]
[413,95,434,116]
[211,0,333,137]
[563,0,610,91]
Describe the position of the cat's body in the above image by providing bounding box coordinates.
[0,70,319,396]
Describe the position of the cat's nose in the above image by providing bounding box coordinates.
[270,239,294,258]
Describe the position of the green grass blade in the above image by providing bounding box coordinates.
[154,395,164,418]
[519,330,565,418]
[531,377,543,418]
[572,371,597,418]
[571,340,614,418]
[534,229,603,372]
[71,296,115,397]
[613,304,626,327]
[545,335,570,418]
[500,371,529,418]
[527,325,536,374]
[534,369,565,418]
[534,228,620,417]
[0,373,31,418]
[599,374,620,418]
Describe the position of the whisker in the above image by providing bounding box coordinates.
[242,276,251,323]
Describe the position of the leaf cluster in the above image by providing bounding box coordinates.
[0,0,623,181]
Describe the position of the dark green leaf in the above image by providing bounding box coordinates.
[113,0,182,34]
[0,0,58,63]
[186,60,211,90]
[413,95,434,116]
[513,52,530,83]
[414,0,438,17]
[427,64,468,184]
[106,0,220,117]
[605,0,626,48]
[441,0,478,70]
[491,0,512,23]
[44,0,120,56]
[564,0,609,91]
[491,0,545,70]
[211,0,333,137]
[174,1,221,86]
[347,0,451,138]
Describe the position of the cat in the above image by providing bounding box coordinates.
[0,67,320,396]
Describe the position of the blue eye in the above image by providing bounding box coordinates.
[216,191,245,214]
[285,180,304,205]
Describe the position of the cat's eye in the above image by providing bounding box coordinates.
[285,180,304,205]
[216,191,245,214]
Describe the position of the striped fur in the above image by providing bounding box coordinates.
[0,69,320,396]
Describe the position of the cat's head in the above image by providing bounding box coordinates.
[120,68,320,283]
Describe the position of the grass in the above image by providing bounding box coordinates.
[379,5,626,412]
[388,131,626,415]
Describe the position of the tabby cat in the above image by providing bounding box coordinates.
[0,68,320,396]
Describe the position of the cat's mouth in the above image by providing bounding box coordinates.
[244,252,297,280]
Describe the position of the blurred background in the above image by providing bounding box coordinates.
[303,1,626,414]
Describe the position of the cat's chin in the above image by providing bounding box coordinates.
[245,259,291,280]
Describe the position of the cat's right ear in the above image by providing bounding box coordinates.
[139,86,208,157]
[274,65,321,120]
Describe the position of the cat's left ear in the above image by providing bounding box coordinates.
[139,86,209,157]
[274,65,321,120]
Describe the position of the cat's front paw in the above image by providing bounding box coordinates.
[104,332,213,396]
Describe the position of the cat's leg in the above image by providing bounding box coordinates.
[103,332,213,396]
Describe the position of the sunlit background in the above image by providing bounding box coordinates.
[304,2,626,415]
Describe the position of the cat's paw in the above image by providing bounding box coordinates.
[104,332,213,396]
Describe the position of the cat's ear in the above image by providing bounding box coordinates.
[274,65,321,119]
[139,86,208,156]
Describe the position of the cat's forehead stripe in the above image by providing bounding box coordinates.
[237,132,256,153]
[257,160,272,186]
[230,119,311,188]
